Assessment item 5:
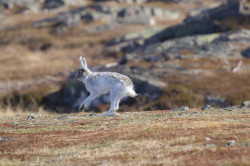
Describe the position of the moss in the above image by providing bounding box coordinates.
[225,93,250,106]
[154,84,204,109]
[0,84,59,111]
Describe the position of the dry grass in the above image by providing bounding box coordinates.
[0,109,250,165]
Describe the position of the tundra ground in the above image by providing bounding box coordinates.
[0,109,249,166]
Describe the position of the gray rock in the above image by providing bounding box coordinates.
[205,96,226,107]
[241,100,250,108]
[225,140,235,146]
[0,137,13,141]
[240,0,250,15]
[184,0,242,23]
[27,113,42,120]
[32,4,117,28]
[12,121,19,125]
[85,23,115,33]
[105,27,164,53]
[206,143,216,147]
[83,113,98,117]
[223,106,237,111]
[117,5,179,24]
[205,137,212,141]
[142,32,234,60]
[117,0,147,4]
[0,2,11,9]
[0,0,42,12]
[118,15,155,25]
[144,20,224,45]
[241,47,250,58]
[201,104,214,111]
[172,106,189,111]
[57,115,72,120]
[43,0,64,10]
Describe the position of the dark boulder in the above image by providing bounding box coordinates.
[241,47,250,58]
[43,0,65,10]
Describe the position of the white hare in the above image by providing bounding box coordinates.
[75,57,137,116]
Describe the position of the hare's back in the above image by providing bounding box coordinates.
[104,72,133,85]
[91,72,133,86]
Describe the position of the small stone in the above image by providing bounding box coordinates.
[225,140,235,146]
[27,113,42,120]
[43,0,65,10]
[205,137,212,141]
[0,137,12,141]
[201,104,214,111]
[241,47,250,58]
[12,122,18,125]
[206,144,216,147]
[172,106,189,111]
[241,100,250,108]
[83,113,98,117]
[223,106,237,111]
[57,115,71,120]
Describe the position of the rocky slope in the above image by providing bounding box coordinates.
[0,0,250,113]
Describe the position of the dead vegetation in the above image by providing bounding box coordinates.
[0,109,250,165]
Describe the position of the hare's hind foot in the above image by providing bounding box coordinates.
[99,110,120,116]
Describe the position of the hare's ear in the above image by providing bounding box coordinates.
[79,56,88,70]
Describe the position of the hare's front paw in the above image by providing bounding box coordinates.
[79,103,90,111]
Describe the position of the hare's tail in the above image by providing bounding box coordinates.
[127,87,137,97]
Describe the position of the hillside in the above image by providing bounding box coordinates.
[0,109,250,165]
[0,0,250,113]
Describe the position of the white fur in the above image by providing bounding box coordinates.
[76,57,137,116]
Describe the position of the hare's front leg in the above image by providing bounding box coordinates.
[79,92,100,111]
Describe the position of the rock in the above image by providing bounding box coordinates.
[205,137,212,141]
[241,100,250,108]
[225,140,235,146]
[240,0,250,15]
[241,47,250,58]
[118,15,155,25]
[85,23,115,33]
[117,5,179,25]
[205,143,216,147]
[145,20,224,45]
[0,2,11,9]
[117,0,147,4]
[27,113,42,120]
[205,96,226,107]
[223,106,237,111]
[57,115,72,120]
[0,0,42,13]
[105,26,164,53]
[172,106,189,111]
[201,104,214,111]
[43,0,65,10]
[32,4,117,28]
[0,137,12,141]
[142,32,236,61]
[83,113,98,117]
[184,0,242,22]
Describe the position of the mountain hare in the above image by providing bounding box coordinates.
[75,57,137,116]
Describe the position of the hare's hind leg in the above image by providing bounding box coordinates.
[99,89,122,116]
